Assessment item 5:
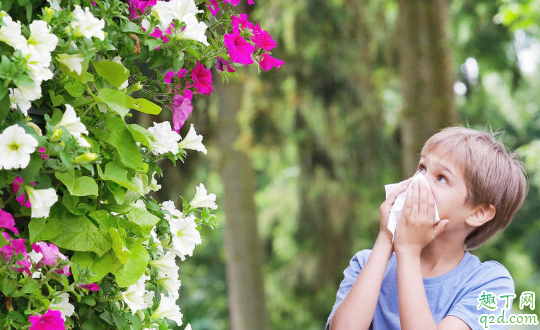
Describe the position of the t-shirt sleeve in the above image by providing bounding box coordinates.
[445,261,515,330]
[325,250,371,330]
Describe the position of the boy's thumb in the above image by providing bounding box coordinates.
[433,219,449,238]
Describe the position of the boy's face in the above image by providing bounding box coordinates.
[416,148,475,232]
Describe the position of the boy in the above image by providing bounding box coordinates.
[327,127,528,330]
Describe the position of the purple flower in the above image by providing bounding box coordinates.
[251,24,276,51]
[224,33,255,65]
[206,0,219,16]
[12,176,34,208]
[231,14,253,34]
[126,0,157,20]
[216,57,236,73]
[78,283,100,291]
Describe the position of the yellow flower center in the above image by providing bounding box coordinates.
[9,143,19,151]
[177,230,183,237]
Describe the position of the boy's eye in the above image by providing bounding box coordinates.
[418,165,426,173]
[438,175,448,184]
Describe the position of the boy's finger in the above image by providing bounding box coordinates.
[411,181,419,219]
[419,181,428,216]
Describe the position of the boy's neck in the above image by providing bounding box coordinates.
[419,238,466,279]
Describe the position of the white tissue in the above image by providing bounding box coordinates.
[384,172,440,241]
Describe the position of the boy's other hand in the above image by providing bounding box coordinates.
[379,178,412,242]
[394,180,449,256]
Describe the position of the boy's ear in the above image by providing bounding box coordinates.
[466,204,496,227]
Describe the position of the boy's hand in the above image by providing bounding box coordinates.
[379,178,412,242]
[394,180,449,256]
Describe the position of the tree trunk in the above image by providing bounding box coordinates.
[398,0,457,176]
[215,70,270,330]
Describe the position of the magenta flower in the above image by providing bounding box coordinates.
[164,69,188,85]
[224,33,255,65]
[11,258,32,276]
[37,147,48,160]
[216,57,236,73]
[207,0,219,15]
[0,245,13,262]
[191,62,213,95]
[126,0,157,20]
[29,309,65,330]
[12,177,34,208]
[0,208,18,235]
[231,14,253,34]
[169,92,194,132]
[78,283,100,291]
[259,53,284,71]
[251,24,276,51]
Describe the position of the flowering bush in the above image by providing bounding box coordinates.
[0,0,282,328]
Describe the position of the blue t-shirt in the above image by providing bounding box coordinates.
[326,250,514,330]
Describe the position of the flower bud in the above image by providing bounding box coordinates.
[127,81,143,94]
[44,7,55,23]
[73,152,97,163]
[51,128,63,141]
[26,122,42,136]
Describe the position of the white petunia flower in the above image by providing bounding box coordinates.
[157,273,181,299]
[22,46,54,84]
[185,324,192,330]
[178,124,207,154]
[151,293,183,326]
[28,251,43,264]
[189,183,217,210]
[176,16,208,46]
[47,0,61,11]
[56,53,84,75]
[0,12,27,50]
[148,122,180,155]
[0,125,38,170]
[150,251,179,279]
[55,104,91,147]
[168,214,201,261]
[27,20,58,54]
[122,274,153,314]
[26,187,58,218]
[151,0,202,30]
[9,88,32,116]
[161,200,182,219]
[17,83,42,102]
[71,5,105,40]
[151,2,177,30]
[49,292,75,320]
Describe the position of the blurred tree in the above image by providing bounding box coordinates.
[397,0,457,175]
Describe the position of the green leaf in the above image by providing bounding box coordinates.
[131,98,162,115]
[1,277,17,296]
[20,154,42,184]
[93,61,130,88]
[120,22,142,33]
[65,80,85,97]
[89,210,118,230]
[21,280,40,295]
[49,210,112,256]
[96,88,131,118]
[56,170,99,196]
[128,124,154,147]
[28,217,61,242]
[100,162,144,195]
[49,90,65,107]
[109,228,131,264]
[0,233,7,248]
[0,93,9,122]
[126,208,160,236]
[113,242,149,287]
[72,251,121,282]
[94,117,144,170]
[186,47,201,60]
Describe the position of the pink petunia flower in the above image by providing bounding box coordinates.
[37,147,48,160]
[259,53,284,71]
[0,208,18,235]
[126,0,157,20]
[11,258,32,276]
[224,33,255,65]
[12,177,34,208]
[251,24,276,51]
[169,91,194,132]
[231,14,253,34]
[164,69,188,85]
[216,57,236,73]
[206,0,219,15]
[78,283,100,291]
[29,309,66,330]
[191,62,213,95]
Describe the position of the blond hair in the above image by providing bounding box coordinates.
[421,126,528,249]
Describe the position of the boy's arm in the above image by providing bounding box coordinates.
[330,234,393,330]
[394,181,469,330]
[330,179,411,330]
